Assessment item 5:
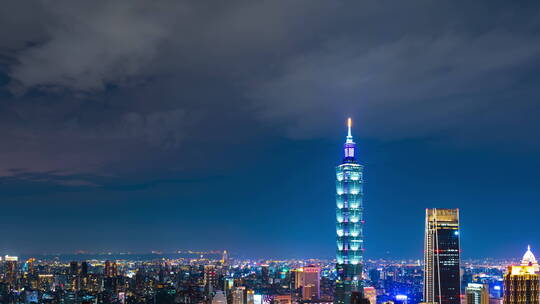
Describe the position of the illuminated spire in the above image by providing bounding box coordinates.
[346,117,354,143]
[343,118,356,160]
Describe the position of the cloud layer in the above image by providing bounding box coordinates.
[1,0,540,183]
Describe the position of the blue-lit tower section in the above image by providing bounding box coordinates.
[335,118,363,304]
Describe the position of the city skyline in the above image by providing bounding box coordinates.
[1,1,540,260]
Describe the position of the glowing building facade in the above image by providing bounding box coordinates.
[504,265,539,304]
[335,118,364,304]
[423,208,460,304]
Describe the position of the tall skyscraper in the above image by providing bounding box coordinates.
[423,208,461,304]
[335,118,364,304]
[504,265,539,304]
[465,283,489,304]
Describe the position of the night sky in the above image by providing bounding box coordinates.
[1,1,539,259]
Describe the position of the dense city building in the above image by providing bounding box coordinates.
[465,283,489,304]
[294,266,321,300]
[335,118,364,304]
[0,251,515,304]
[503,265,539,304]
[423,208,460,304]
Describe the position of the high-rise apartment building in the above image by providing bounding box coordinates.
[293,266,321,300]
[335,118,364,304]
[302,266,320,300]
[465,283,489,304]
[504,265,539,304]
[423,208,460,304]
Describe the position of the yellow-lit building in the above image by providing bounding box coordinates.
[503,265,539,304]
[363,287,377,304]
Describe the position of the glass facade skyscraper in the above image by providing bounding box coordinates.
[423,208,461,304]
[335,118,364,304]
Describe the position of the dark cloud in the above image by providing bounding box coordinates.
[6,1,184,92]
[251,29,540,140]
[0,0,539,182]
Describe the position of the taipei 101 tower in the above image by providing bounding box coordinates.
[335,118,364,304]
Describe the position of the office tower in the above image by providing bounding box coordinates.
[521,245,539,273]
[232,287,246,304]
[336,118,364,304]
[423,208,460,304]
[363,287,377,304]
[504,265,539,304]
[302,266,320,300]
[466,283,489,304]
